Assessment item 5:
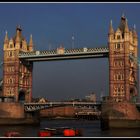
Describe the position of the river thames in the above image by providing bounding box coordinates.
[0,119,140,137]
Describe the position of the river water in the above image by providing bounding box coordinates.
[0,119,140,137]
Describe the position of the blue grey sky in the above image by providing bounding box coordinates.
[0,2,140,101]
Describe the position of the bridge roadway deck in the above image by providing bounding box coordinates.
[24,101,101,112]
[18,47,109,62]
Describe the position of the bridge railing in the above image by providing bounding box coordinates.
[24,101,101,105]
[18,47,109,58]
[24,101,101,112]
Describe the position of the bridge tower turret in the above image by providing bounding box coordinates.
[108,15,138,102]
[29,34,34,52]
[3,26,33,102]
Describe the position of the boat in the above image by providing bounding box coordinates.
[39,128,56,137]
[63,128,82,137]
[4,131,21,137]
[38,127,82,137]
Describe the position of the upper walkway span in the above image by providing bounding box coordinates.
[18,47,109,62]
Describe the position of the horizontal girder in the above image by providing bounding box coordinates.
[19,47,109,62]
[24,101,101,112]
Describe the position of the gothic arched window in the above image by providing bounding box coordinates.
[117,35,120,39]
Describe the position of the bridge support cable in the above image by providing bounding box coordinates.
[129,54,140,103]
[129,54,140,66]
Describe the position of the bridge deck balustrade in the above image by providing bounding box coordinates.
[18,47,109,60]
[24,101,101,112]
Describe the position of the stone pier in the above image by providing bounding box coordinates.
[0,102,40,125]
[101,98,140,129]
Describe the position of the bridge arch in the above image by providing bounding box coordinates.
[130,87,137,103]
[18,89,26,103]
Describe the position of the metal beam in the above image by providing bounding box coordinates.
[19,47,109,62]
[24,101,101,112]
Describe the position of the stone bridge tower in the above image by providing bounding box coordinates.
[108,15,138,102]
[3,26,33,102]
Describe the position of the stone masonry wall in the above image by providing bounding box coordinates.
[0,102,25,118]
[102,101,140,120]
[40,106,75,117]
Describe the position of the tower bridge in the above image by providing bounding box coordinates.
[0,14,140,128]
[1,15,139,125]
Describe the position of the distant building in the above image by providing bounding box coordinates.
[39,98,48,103]
[32,97,48,103]
[85,92,96,102]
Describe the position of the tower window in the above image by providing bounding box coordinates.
[113,85,124,98]
[114,60,124,67]
[118,75,121,80]
[10,79,12,84]
[116,44,120,49]
[115,44,121,50]
[118,87,120,92]
[10,44,12,48]
[114,35,115,39]
[114,73,124,80]
[114,61,117,66]
[120,61,124,66]
[9,51,12,57]
[117,35,120,39]
[121,86,124,92]
[122,33,124,39]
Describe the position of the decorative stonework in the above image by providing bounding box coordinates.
[108,15,138,102]
[3,26,33,102]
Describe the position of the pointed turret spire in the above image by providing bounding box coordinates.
[124,18,129,32]
[15,25,22,42]
[29,34,33,46]
[122,13,125,19]
[134,24,136,30]
[109,20,114,34]
[29,34,33,51]
[133,24,137,38]
[4,30,9,44]
[119,14,129,33]
[16,25,22,31]
[60,43,64,48]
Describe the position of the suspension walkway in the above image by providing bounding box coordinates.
[18,47,109,61]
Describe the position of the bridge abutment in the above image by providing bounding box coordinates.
[101,98,140,129]
[0,102,39,125]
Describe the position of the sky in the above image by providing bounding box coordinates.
[0,2,140,101]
